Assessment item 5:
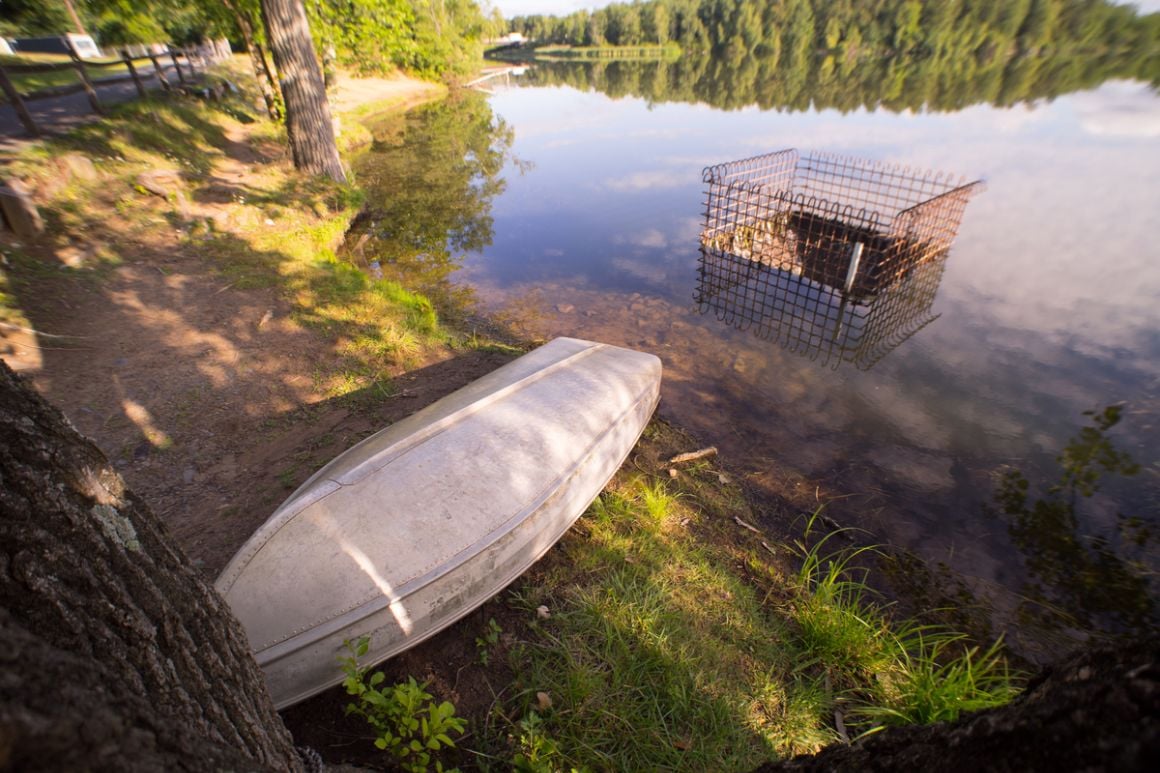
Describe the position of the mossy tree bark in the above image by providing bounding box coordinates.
[0,361,303,772]
[259,0,346,183]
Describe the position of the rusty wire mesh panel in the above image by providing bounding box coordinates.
[695,246,950,370]
[701,148,982,299]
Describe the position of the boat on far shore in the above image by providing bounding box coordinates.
[216,337,662,709]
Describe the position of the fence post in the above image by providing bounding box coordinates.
[169,48,186,85]
[121,50,147,99]
[148,50,171,90]
[67,42,104,115]
[0,64,41,137]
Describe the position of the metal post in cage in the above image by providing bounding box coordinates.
[843,242,864,295]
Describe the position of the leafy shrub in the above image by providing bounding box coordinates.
[340,637,467,772]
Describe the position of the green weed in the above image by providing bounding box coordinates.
[788,511,1023,736]
[475,618,503,666]
[340,637,466,772]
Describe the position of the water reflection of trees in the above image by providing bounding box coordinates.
[509,0,1159,111]
[347,92,514,315]
[993,406,1157,640]
[517,45,1155,113]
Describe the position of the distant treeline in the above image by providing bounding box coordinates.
[506,0,1159,112]
[520,44,1150,114]
[510,0,1159,81]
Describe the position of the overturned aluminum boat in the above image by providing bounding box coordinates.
[216,337,662,709]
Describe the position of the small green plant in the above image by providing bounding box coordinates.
[511,711,575,773]
[475,617,503,666]
[339,637,466,772]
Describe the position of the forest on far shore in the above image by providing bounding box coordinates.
[510,0,1160,86]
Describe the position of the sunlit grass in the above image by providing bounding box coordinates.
[7,59,460,390]
[500,474,1023,770]
[788,520,896,681]
[508,476,823,769]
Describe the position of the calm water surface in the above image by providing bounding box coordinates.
[356,69,1160,657]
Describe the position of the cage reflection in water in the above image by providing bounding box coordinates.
[700,148,982,299]
[695,245,952,370]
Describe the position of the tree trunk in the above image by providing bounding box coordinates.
[0,361,304,772]
[223,0,281,120]
[259,0,346,183]
[755,637,1160,772]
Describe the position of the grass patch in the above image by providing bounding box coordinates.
[496,469,1023,769]
[4,58,464,396]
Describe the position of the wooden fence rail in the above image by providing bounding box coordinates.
[0,39,230,138]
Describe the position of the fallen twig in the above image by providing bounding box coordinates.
[668,446,717,464]
[734,516,761,534]
[834,708,849,743]
[761,541,776,556]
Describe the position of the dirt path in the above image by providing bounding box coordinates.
[2,71,506,578]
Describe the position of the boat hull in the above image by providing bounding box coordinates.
[215,337,661,709]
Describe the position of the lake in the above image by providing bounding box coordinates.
[352,59,1160,660]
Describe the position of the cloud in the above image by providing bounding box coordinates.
[611,229,668,249]
[604,169,689,192]
[1072,80,1160,138]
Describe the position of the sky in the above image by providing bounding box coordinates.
[492,0,1160,20]
[492,1,613,18]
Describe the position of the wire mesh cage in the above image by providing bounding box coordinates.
[700,149,983,298]
[695,245,949,370]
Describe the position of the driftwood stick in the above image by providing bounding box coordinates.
[667,446,717,464]
[734,516,762,535]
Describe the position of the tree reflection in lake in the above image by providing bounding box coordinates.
[346,92,515,316]
[506,0,1159,112]
[993,406,1156,641]
[515,45,1156,114]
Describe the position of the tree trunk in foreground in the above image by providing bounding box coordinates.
[0,361,303,772]
[259,0,346,183]
[756,637,1159,772]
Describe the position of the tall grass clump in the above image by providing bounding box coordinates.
[850,627,1021,733]
[789,520,895,680]
[501,470,1023,771]
[788,511,1023,737]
